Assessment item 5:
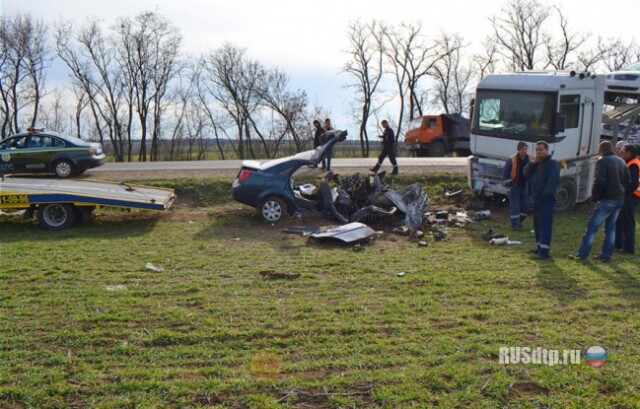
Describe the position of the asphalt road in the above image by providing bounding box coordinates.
[85,157,468,180]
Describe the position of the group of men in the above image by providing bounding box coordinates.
[313,119,399,175]
[503,139,640,261]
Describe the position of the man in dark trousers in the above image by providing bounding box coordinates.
[503,141,531,230]
[570,141,630,263]
[370,120,399,175]
[615,143,640,254]
[312,119,326,169]
[523,141,560,260]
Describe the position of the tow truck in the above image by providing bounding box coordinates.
[0,176,176,230]
[468,70,640,211]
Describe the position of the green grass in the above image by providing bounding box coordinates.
[1,176,640,408]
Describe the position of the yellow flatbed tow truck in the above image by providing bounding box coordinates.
[0,176,176,230]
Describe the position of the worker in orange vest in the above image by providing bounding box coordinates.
[615,143,640,254]
[502,141,532,230]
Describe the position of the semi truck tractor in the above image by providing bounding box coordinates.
[468,70,638,212]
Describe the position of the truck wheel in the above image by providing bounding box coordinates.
[259,196,287,223]
[429,141,448,157]
[555,178,577,212]
[53,159,75,178]
[37,203,77,230]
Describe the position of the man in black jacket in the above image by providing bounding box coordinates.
[312,119,326,169]
[503,141,531,230]
[370,120,399,175]
[571,141,631,262]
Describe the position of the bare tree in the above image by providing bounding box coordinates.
[472,38,499,80]
[489,0,550,71]
[543,6,587,70]
[202,44,269,159]
[598,38,640,72]
[256,68,308,153]
[0,14,50,137]
[343,20,385,157]
[431,33,473,114]
[114,11,182,162]
[55,19,130,161]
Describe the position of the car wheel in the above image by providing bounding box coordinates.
[260,196,287,223]
[37,203,77,230]
[53,159,75,178]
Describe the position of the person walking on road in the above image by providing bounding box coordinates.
[615,144,640,254]
[370,120,399,175]
[523,141,560,260]
[570,141,630,263]
[503,141,532,230]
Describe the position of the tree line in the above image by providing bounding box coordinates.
[1,0,638,161]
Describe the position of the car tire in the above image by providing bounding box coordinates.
[259,196,287,223]
[37,203,77,230]
[53,159,75,178]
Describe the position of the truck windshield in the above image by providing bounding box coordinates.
[472,89,556,142]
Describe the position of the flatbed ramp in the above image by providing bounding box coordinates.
[0,176,176,229]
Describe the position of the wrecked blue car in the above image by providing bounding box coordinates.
[232,130,349,222]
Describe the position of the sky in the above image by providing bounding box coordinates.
[1,0,639,130]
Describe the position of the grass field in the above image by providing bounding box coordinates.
[1,175,639,408]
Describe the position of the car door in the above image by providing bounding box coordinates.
[23,135,49,172]
[0,136,28,174]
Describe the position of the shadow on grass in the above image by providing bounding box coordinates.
[588,262,640,305]
[0,215,159,242]
[535,258,588,302]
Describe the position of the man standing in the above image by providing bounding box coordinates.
[370,120,399,175]
[312,119,326,169]
[615,144,640,254]
[570,141,630,262]
[322,118,334,171]
[523,141,560,259]
[503,141,531,230]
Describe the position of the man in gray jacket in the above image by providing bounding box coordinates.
[570,141,631,262]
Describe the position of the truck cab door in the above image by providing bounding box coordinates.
[558,93,594,159]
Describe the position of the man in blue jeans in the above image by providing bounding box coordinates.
[570,141,631,263]
[523,141,560,259]
[503,141,531,230]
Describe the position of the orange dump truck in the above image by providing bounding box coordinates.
[403,113,471,157]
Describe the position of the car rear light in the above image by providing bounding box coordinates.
[238,169,252,183]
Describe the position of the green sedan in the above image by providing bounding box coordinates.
[0,128,106,178]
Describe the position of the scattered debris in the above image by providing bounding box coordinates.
[282,226,321,237]
[105,285,127,291]
[353,244,365,252]
[472,210,491,221]
[392,226,411,236]
[433,229,447,241]
[418,240,429,247]
[397,272,406,277]
[310,222,377,244]
[489,237,509,245]
[145,263,164,273]
[259,270,301,280]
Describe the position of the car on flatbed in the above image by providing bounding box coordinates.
[0,128,105,178]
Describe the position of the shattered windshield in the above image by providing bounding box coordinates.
[472,90,556,142]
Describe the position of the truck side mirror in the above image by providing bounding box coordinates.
[554,115,566,134]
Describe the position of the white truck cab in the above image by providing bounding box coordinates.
[468,71,605,211]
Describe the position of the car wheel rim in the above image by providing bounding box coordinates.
[56,162,72,177]
[43,205,67,227]
[262,201,282,222]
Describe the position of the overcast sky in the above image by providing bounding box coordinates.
[1,0,639,128]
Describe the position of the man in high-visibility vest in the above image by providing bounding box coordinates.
[502,141,532,230]
[615,144,640,254]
